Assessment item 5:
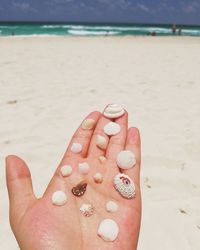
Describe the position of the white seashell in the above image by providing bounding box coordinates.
[52,190,67,206]
[78,162,90,174]
[81,119,96,130]
[116,150,136,169]
[103,104,125,118]
[80,203,94,217]
[106,201,118,212]
[103,122,121,136]
[98,156,106,163]
[98,219,119,242]
[94,173,103,183]
[96,135,107,149]
[60,165,73,177]
[71,143,82,153]
[113,173,135,199]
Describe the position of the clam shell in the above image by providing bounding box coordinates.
[78,162,90,174]
[116,150,136,169]
[81,119,95,130]
[113,173,135,199]
[80,203,94,217]
[98,219,119,242]
[60,165,73,177]
[103,122,121,136]
[71,143,82,153]
[103,104,125,118]
[52,190,67,206]
[96,135,107,149]
[106,201,118,212]
[94,173,103,183]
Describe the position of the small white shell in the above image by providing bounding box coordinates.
[80,203,94,217]
[96,135,107,149]
[98,219,119,242]
[78,162,90,174]
[106,201,118,212]
[94,173,103,183]
[113,173,135,199]
[81,119,96,130]
[60,165,73,177]
[52,190,67,206]
[71,143,82,153]
[98,156,106,163]
[116,150,136,169]
[103,122,121,136]
[103,104,125,118]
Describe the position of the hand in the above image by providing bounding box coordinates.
[6,111,141,250]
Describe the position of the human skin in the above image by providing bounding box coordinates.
[6,111,141,250]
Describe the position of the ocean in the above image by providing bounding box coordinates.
[0,23,200,37]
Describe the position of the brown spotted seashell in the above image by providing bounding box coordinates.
[72,181,87,197]
[113,173,135,199]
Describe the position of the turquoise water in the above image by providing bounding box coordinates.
[0,23,200,37]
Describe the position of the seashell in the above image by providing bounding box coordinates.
[96,135,107,149]
[80,203,94,217]
[71,143,82,153]
[98,156,106,163]
[113,173,135,199]
[52,190,67,206]
[116,150,136,170]
[103,104,125,118]
[72,181,87,197]
[98,219,119,242]
[78,162,90,174]
[60,165,73,177]
[93,173,103,183]
[81,118,96,130]
[103,122,121,136]
[106,201,118,212]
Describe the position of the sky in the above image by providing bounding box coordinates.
[0,0,200,25]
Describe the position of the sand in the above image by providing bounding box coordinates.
[0,36,200,250]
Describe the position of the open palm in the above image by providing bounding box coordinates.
[6,110,141,250]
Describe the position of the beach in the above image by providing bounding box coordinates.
[0,36,200,250]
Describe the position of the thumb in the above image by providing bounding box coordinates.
[6,155,36,219]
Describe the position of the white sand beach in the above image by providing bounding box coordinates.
[0,36,200,250]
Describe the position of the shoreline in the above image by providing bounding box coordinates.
[0,35,200,41]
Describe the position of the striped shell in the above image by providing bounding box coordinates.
[103,104,125,118]
[113,173,135,199]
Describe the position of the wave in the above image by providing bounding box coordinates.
[0,24,200,37]
[41,25,170,32]
[41,25,64,28]
[41,24,75,29]
[182,29,200,35]
[68,29,119,36]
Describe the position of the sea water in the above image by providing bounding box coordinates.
[0,23,200,37]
